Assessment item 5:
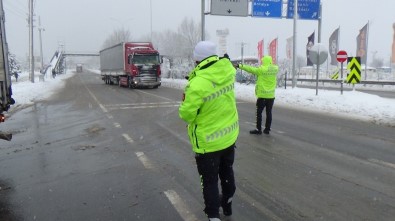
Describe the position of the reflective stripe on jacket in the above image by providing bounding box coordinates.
[239,56,279,98]
[179,56,239,154]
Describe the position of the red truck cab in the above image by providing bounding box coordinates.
[123,42,161,88]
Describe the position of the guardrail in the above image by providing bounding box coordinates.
[295,79,395,86]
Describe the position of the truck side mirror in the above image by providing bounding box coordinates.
[128,55,133,64]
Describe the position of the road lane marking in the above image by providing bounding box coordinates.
[105,101,181,107]
[164,189,198,221]
[156,122,190,145]
[136,90,174,101]
[113,122,121,128]
[83,83,108,113]
[135,152,153,169]
[368,158,395,169]
[115,104,179,110]
[122,134,134,143]
[105,102,180,111]
[245,121,255,126]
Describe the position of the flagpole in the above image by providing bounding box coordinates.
[336,25,344,86]
[276,37,279,65]
[365,21,370,80]
[315,3,322,95]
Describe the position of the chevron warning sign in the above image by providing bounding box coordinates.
[330,69,339,80]
[346,57,361,84]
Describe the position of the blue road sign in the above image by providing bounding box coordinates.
[252,0,282,18]
[287,0,320,20]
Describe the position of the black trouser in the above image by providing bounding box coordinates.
[195,144,236,218]
[256,98,275,131]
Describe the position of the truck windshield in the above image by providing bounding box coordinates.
[131,54,160,65]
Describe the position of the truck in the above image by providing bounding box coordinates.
[100,42,162,89]
[76,63,83,73]
[0,1,15,141]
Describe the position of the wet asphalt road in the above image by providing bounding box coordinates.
[0,71,394,221]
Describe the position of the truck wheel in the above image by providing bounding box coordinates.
[128,78,134,89]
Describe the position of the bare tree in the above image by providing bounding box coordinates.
[101,28,132,49]
[155,29,184,57]
[177,17,201,59]
[154,17,203,59]
[370,57,384,68]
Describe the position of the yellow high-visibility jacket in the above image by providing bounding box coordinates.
[239,55,279,98]
[179,56,239,154]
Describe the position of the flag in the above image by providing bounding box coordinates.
[268,38,278,64]
[286,36,293,60]
[356,23,368,64]
[257,39,264,61]
[306,32,315,66]
[329,28,339,65]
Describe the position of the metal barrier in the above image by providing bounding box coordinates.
[295,79,395,86]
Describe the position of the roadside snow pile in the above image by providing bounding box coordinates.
[162,78,395,127]
[10,70,76,111]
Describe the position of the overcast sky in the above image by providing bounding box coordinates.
[3,0,395,65]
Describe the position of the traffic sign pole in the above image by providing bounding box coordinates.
[337,50,348,95]
[341,62,344,95]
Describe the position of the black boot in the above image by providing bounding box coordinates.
[221,196,232,216]
[263,128,270,134]
[249,129,262,135]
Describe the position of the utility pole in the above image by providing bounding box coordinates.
[201,0,205,41]
[38,16,45,72]
[291,0,298,88]
[28,0,34,83]
[150,0,152,42]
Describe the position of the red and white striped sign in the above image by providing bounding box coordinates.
[337,50,348,63]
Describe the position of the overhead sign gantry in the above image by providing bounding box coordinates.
[210,0,249,16]
[206,0,323,89]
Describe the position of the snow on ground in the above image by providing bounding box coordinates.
[7,70,395,127]
[162,78,395,127]
[9,70,76,112]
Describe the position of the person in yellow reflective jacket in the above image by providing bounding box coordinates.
[235,55,279,135]
[179,41,239,221]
